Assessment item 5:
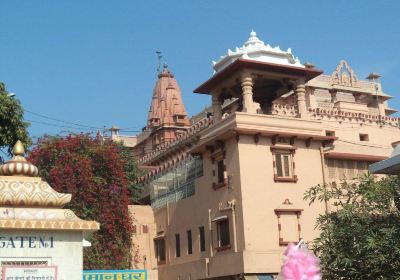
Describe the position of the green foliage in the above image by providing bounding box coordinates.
[0,82,31,160]
[118,144,143,203]
[29,135,141,269]
[304,175,400,279]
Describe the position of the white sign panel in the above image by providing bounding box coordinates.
[2,266,57,280]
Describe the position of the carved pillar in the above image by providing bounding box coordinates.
[296,83,308,118]
[329,89,337,104]
[240,73,257,114]
[211,93,222,121]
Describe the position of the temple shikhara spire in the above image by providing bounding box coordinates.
[134,64,190,151]
[147,64,190,129]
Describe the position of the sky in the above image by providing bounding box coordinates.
[1,1,400,143]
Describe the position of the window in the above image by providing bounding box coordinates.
[272,148,297,182]
[210,146,227,190]
[217,160,225,183]
[274,150,296,182]
[359,134,369,142]
[154,238,166,264]
[216,219,230,249]
[194,155,204,177]
[199,226,206,252]
[187,230,193,255]
[142,225,148,234]
[213,158,227,190]
[325,130,335,137]
[275,152,291,177]
[175,234,180,258]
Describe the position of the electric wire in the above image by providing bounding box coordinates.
[26,119,96,131]
[25,109,143,133]
[336,139,390,149]
[25,109,102,130]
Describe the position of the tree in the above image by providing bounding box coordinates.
[29,134,140,269]
[0,82,31,161]
[304,175,400,279]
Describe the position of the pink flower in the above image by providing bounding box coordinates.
[281,243,321,280]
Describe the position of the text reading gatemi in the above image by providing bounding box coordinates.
[0,236,54,248]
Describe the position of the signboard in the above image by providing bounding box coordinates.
[2,265,57,280]
[0,236,54,249]
[83,270,147,280]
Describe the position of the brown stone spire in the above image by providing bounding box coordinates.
[147,64,190,129]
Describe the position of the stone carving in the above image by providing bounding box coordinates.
[0,218,99,230]
[331,60,360,87]
[0,179,71,207]
[309,107,399,127]
[271,104,298,117]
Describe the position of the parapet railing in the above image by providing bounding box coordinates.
[138,116,213,164]
[270,104,298,117]
[309,107,399,127]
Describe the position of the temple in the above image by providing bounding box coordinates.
[126,31,400,280]
[132,64,191,158]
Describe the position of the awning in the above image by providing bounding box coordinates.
[153,234,166,241]
[369,154,400,174]
[211,215,228,222]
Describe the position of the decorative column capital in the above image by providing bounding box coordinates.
[296,84,306,93]
[240,70,252,80]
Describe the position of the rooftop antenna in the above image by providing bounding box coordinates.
[156,51,162,74]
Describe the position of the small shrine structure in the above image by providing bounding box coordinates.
[0,141,99,280]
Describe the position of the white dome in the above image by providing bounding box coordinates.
[212,30,304,73]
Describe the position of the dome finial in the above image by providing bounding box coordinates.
[244,29,264,47]
[0,140,38,177]
[12,140,25,156]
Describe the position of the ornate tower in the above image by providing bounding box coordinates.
[135,64,191,155]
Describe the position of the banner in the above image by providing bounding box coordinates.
[83,270,147,280]
[2,266,57,280]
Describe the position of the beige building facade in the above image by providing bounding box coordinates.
[130,31,400,279]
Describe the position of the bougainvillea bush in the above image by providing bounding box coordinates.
[29,134,139,269]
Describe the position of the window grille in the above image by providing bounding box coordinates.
[326,159,369,181]
[149,155,203,209]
